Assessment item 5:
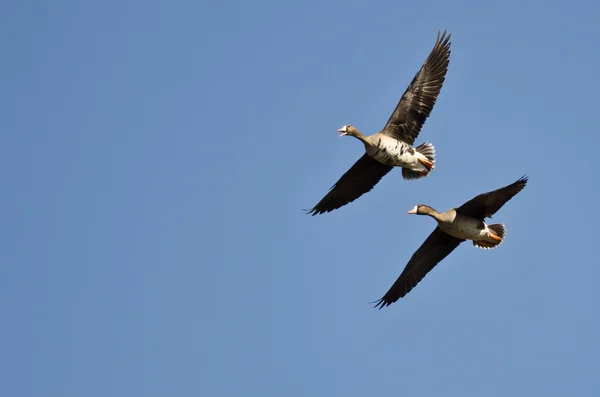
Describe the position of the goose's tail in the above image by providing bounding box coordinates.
[473,224,506,249]
[402,142,436,180]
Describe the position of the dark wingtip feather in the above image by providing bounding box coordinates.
[305,207,320,216]
[513,175,529,191]
[305,206,336,216]
[435,29,452,48]
[370,298,392,310]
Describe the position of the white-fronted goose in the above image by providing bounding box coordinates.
[307,31,452,216]
[374,176,528,309]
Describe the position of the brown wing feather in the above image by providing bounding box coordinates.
[382,30,452,145]
[456,176,529,220]
[307,154,393,216]
[373,227,464,309]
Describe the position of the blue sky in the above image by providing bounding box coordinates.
[2,0,600,396]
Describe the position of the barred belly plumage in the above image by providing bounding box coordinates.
[366,135,419,167]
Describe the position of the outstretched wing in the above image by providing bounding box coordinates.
[456,176,529,220]
[307,154,393,216]
[381,30,452,145]
[373,227,464,309]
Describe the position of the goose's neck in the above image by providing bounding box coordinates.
[423,206,443,221]
[352,131,369,145]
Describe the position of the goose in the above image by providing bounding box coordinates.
[307,31,452,216]
[374,176,529,309]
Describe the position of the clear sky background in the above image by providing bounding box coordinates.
[2,0,600,396]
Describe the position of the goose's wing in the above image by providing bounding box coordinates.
[373,227,464,308]
[307,154,393,215]
[457,176,528,219]
[381,31,451,145]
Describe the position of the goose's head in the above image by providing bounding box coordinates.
[337,125,361,138]
[407,204,436,216]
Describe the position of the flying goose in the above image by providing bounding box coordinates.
[374,176,529,308]
[307,31,452,216]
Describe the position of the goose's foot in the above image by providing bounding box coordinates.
[488,231,503,242]
[417,157,435,171]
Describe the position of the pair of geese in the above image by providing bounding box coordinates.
[307,31,528,309]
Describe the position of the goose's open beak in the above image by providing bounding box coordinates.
[337,126,347,137]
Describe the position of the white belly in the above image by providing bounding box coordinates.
[366,135,423,168]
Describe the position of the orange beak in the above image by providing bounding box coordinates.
[337,126,348,137]
[407,206,418,214]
